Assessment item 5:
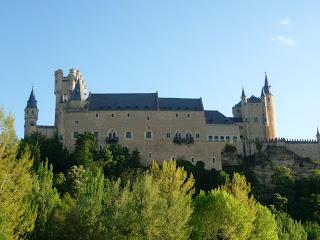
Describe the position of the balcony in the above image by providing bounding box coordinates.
[173,137,194,145]
[106,136,119,144]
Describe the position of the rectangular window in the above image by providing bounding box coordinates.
[94,131,99,140]
[220,136,225,141]
[254,117,258,123]
[166,133,171,138]
[195,132,200,139]
[73,131,79,139]
[125,131,132,139]
[74,120,79,125]
[233,136,238,141]
[96,113,99,118]
[208,136,213,141]
[239,126,244,130]
[145,131,152,140]
[226,136,230,141]
[214,136,219,141]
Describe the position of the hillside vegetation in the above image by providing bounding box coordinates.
[0,109,319,239]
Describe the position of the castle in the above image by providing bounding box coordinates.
[24,69,320,169]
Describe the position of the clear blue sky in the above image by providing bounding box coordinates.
[1,1,319,139]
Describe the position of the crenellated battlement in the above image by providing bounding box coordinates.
[247,138,319,144]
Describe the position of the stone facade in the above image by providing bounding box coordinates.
[24,69,320,170]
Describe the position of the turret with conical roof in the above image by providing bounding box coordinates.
[24,87,39,137]
[263,72,277,139]
[69,78,86,108]
[263,72,271,95]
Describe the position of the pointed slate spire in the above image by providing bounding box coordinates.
[263,72,271,94]
[26,87,37,108]
[261,88,265,98]
[70,78,85,101]
[241,87,246,98]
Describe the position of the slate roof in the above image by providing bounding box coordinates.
[26,88,37,108]
[158,98,203,111]
[204,110,235,124]
[88,93,158,110]
[234,95,261,107]
[264,72,271,94]
[248,95,261,103]
[70,79,86,101]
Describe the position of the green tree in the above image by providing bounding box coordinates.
[32,161,60,240]
[272,166,295,197]
[100,160,194,239]
[304,221,320,240]
[65,165,86,197]
[275,211,307,240]
[62,167,105,240]
[191,189,252,240]
[20,133,70,173]
[128,149,141,168]
[72,132,98,167]
[0,109,37,239]
[250,203,278,240]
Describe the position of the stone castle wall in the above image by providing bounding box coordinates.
[246,138,320,161]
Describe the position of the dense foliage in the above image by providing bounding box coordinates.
[0,108,319,239]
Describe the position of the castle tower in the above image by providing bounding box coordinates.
[54,69,87,125]
[240,87,250,139]
[263,73,278,139]
[24,87,38,137]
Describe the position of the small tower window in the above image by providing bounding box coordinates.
[147,116,150,120]
[26,110,29,114]
[73,131,79,139]
[125,131,132,139]
[94,131,99,140]
[187,113,190,118]
[171,156,175,161]
[145,131,152,140]
[191,157,194,163]
[127,113,130,118]
[75,120,79,125]
[212,157,216,164]
[32,110,34,114]
[175,131,181,140]
[96,113,99,118]
[176,114,179,117]
[148,152,152,159]
[111,113,114,118]
[195,132,200,139]
[166,133,171,138]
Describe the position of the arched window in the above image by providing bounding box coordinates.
[175,131,181,140]
[108,129,117,140]
[186,131,192,139]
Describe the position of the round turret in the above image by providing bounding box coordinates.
[24,88,38,137]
